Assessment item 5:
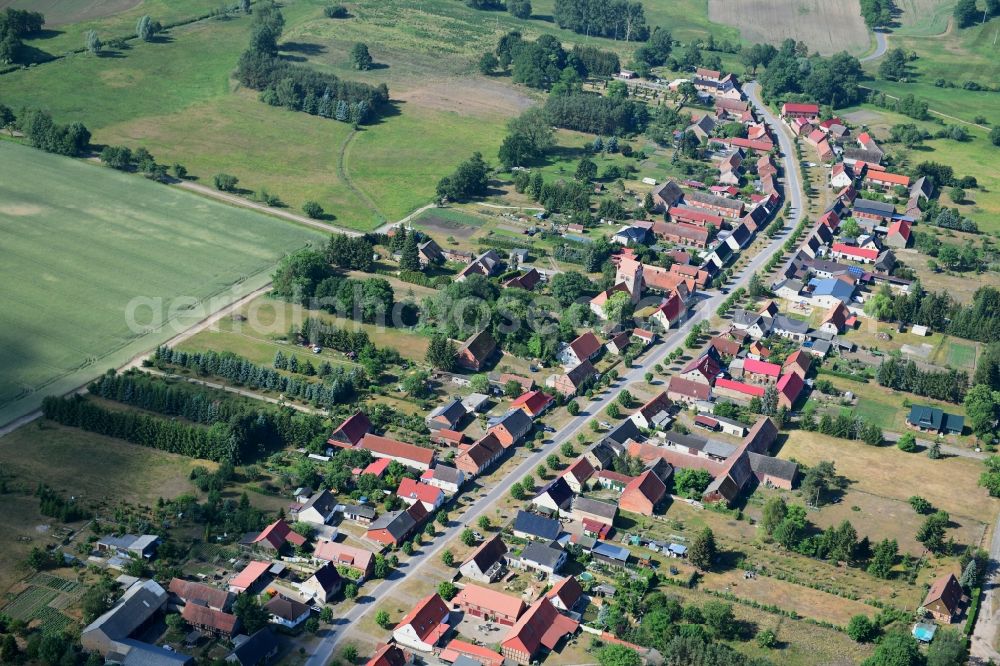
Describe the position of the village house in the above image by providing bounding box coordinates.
[342,503,377,525]
[264,594,311,629]
[807,277,856,309]
[420,464,465,495]
[364,643,413,666]
[684,190,745,219]
[782,350,812,379]
[546,576,585,613]
[631,391,673,430]
[549,360,597,397]
[460,534,508,583]
[532,477,574,513]
[853,198,896,226]
[300,562,343,603]
[456,250,501,281]
[359,434,435,471]
[509,390,554,421]
[182,603,239,639]
[512,510,561,542]
[743,358,781,384]
[488,408,534,448]
[81,580,170,658]
[562,456,596,493]
[885,219,912,248]
[417,238,444,266]
[366,502,428,548]
[328,411,372,447]
[776,372,805,409]
[595,469,633,491]
[687,114,717,140]
[831,242,879,264]
[667,375,712,404]
[906,405,965,435]
[168,578,233,613]
[650,292,686,331]
[605,331,632,356]
[425,398,466,431]
[922,574,964,623]
[455,432,504,477]
[392,593,451,652]
[571,496,618,527]
[669,205,724,228]
[780,102,819,119]
[229,561,272,594]
[679,351,724,386]
[651,180,684,212]
[313,541,375,580]
[227,628,280,666]
[500,597,579,665]
[511,541,567,576]
[397,477,445,512]
[504,267,542,291]
[748,452,798,490]
[456,329,497,371]
[452,585,526,626]
[250,519,306,554]
[619,470,668,516]
[670,263,712,289]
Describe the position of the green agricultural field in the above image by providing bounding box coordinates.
[0,141,324,426]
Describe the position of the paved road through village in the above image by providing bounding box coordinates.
[304,80,807,664]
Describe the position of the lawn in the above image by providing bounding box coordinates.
[0,141,324,426]
[0,420,212,592]
[945,339,976,370]
[777,429,996,522]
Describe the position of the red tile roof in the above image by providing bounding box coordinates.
[887,219,912,242]
[547,576,584,610]
[253,519,306,550]
[832,243,879,261]
[667,376,711,401]
[362,458,392,477]
[777,372,804,404]
[669,206,724,226]
[502,597,578,657]
[622,470,667,506]
[597,469,634,485]
[563,456,595,484]
[360,434,434,466]
[182,603,238,634]
[330,411,371,446]
[453,584,526,620]
[867,171,910,186]
[715,378,766,397]
[743,358,781,378]
[397,477,443,506]
[568,332,602,361]
[511,390,554,417]
[783,350,812,375]
[398,593,450,645]
[440,640,504,666]
[366,643,412,666]
[782,102,819,114]
[230,561,271,591]
[313,541,374,573]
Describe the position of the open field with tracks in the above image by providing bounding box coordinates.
[708,0,870,55]
[0,141,323,426]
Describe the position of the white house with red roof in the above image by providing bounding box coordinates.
[510,390,554,419]
[831,242,879,264]
[631,391,672,430]
[780,102,819,119]
[561,457,595,493]
[500,597,579,665]
[453,584,526,626]
[397,478,444,512]
[650,292,685,331]
[393,593,450,652]
[865,170,910,192]
[829,163,854,189]
[546,576,584,612]
[559,332,603,368]
[742,359,781,385]
[251,519,306,553]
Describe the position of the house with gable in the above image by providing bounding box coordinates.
[329,411,372,447]
[460,534,508,583]
[393,593,451,652]
[456,329,497,371]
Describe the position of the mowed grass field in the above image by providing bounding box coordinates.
[0,141,324,426]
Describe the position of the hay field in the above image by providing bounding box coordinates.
[0,141,323,426]
[707,0,871,55]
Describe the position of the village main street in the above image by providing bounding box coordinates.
[304,79,807,664]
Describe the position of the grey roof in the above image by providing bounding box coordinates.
[603,418,642,447]
[731,310,769,329]
[368,509,416,539]
[429,464,463,485]
[513,510,561,540]
[772,315,809,335]
[592,542,631,563]
[810,340,832,354]
[520,541,565,569]
[661,431,736,459]
[587,442,617,468]
[854,198,895,215]
[572,496,617,521]
[301,490,337,515]
[805,257,853,275]
[534,477,574,509]
[685,189,743,211]
[489,408,533,441]
[343,504,376,519]
[120,640,193,666]
[729,223,751,246]
[227,629,278,666]
[308,562,343,593]
[775,278,803,294]
[428,398,466,426]
[747,452,798,482]
[83,580,168,644]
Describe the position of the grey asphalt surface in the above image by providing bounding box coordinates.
[861,30,888,63]
[304,80,807,665]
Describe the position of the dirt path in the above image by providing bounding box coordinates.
[175,180,365,237]
[337,129,386,225]
[145,369,322,414]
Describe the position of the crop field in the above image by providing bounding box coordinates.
[892,0,958,36]
[0,141,323,426]
[707,0,870,55]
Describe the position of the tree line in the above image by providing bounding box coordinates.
[0,8,44,65]
[865,282,1000,344]
[10,107,90,157]
[154,346,365,409]
[234,1,388,125]
[484,32,620,89]
[876,357,968,404]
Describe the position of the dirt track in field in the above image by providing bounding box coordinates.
[707,0,871,55]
